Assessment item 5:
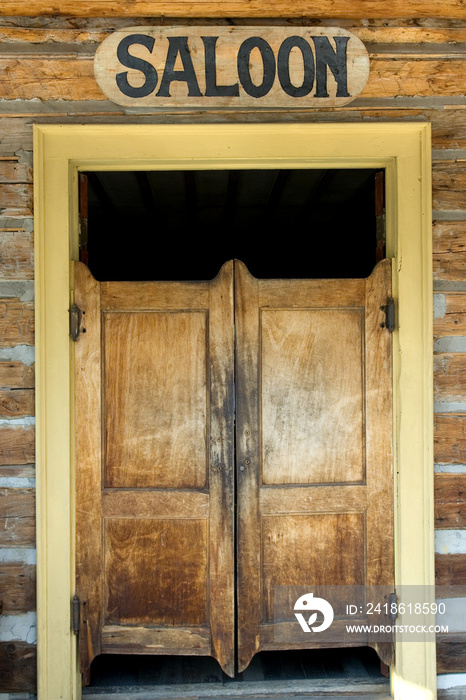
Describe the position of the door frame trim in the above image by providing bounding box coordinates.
[34,123,433,700]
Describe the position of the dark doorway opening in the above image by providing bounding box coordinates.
[81,168,384,282]
[78,167,390,695]
[84,648,389,696]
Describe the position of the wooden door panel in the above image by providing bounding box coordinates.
[104,518,208,626]
[261,513,366,621]
[104,310,208,488]
[75,261,235,681]
[261,308,365,484]
[236,259,394,671]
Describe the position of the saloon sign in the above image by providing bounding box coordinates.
[95,27,370,108]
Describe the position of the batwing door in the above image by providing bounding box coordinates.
[74,258,394,683]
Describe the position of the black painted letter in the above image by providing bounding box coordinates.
[157,36,202,97]
[277,36,315,98]
[312,36,350,98]
[202,36,239,97]
[237,37,275,98]
[116,34,157,98]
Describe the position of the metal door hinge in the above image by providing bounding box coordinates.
[389,592,398,621]
[381,298,395,332]
[70,304,83,342]
[72,595,80,635]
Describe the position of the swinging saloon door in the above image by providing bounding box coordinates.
[74,261,236,681]
[75,258,394,680]
[235,259,394,671]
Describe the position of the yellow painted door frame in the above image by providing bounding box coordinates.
[33,122,434,700]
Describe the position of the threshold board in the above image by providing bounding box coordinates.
[82,678,391,699]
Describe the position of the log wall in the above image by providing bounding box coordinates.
[0,8,465,694]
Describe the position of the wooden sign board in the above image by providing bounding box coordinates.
[94,26,369,109]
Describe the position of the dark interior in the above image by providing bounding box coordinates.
[83,168,383,281]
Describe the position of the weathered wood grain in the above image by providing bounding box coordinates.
[436,554,466,586]
[102,490,209,519]
[100,625,210,654]
[2,25,466,47]
[0,642,36,693]
[0,57,102,101]
[435,415,466,465]
[104,311,208,489]
[0,488,35,547]
[437,634,466,673]
[74,262,102,680]
[1,0,466,19]
[0,463,34,477]
[0,562,36,612]
[105,518,208,626]
[434,294,466,339]
[101,280,209,310]
[0,232,34,279]
[434,355,466,404]
[0,53,465,101]
[0,184,32,216]
[354,27,466,45]
[435,473,466,529]
[76,261,235,677]
[0,389,34,418]
[0,299,34,347]
[0,27,109,45]
[433,164,466,212]
[0,362,34,389]
[363,57,466,98]
[433,221,466,282]
[260,485,368,514]
[0,161,31,184]
[0,425,34,465]
[235,259,394,671]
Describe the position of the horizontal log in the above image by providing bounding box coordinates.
[0,463,34,477]
[0,562,35,612]
[435,415,466,465]
[0,519,35,547]
[0,27,110,45]
[0,362,34,389]
[363,58,466,98]
[0,389,34,418]
[433,221,466,282]
[0,231,34,280]
[0,161,31,184]
[0,488,35,547]
[0,298,34,347]
[434,473,466,529]
[0,25,465,47]
[1,0,466,19]
[433,165,466,212]
[0,488,35,517]
[434,355,466,404]
[0,184,32,216]
[354,27,466,45]
[434,294,466,339]
[0,54,465,101]
[0,641,36,693]
[437,633,466,673]
[436,554,466,586]
[0,425,35,465]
